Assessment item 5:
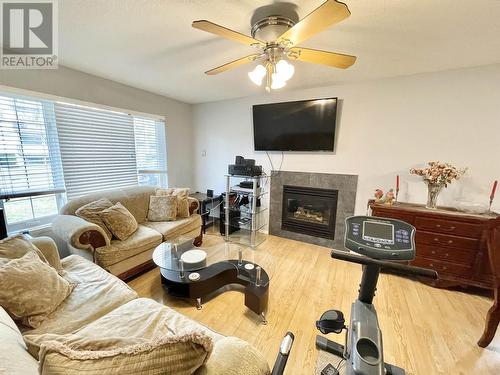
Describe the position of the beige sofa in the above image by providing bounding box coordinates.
[0,236,270,375]
[52,186,203,279]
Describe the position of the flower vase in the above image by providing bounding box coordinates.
[425,182,444,209]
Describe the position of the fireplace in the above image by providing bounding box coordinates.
[281,185,338,239]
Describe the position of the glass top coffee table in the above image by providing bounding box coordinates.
[152,235,274,324]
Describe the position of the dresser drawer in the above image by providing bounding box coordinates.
[411,257,471,277]
[416,231,479,250]
[416,244,475,265]
[372,210,414,225]
[414,217,482,238]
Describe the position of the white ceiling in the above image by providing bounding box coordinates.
[59,0,500,104]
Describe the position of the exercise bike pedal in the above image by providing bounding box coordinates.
[316,309,345,334]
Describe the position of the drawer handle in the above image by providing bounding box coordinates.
[430,250,450,258]
[435,224,456,231]
[433,238,453,246]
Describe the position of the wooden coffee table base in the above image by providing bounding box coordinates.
[160,260,270,324]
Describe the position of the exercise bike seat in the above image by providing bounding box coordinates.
[316,309,345,334]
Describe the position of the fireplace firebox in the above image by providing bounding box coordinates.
[281,185,338,239]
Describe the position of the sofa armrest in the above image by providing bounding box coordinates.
[198,337,270,375]
[189,197,200,215]
[52,215,110,253]
[30,236,63,272]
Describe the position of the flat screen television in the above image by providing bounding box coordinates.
[252,97,337,152]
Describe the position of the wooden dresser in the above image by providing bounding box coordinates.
[369,201,500,347]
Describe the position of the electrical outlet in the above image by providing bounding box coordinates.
[201,150,207,157]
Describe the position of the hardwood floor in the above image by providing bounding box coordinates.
[127,234,500,374]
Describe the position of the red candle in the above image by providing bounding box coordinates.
[491,180,498,201]
[396,175,400,191]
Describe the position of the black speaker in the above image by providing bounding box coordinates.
[235,156,244,165]
[0,208,8,240]
[206,189,214,198]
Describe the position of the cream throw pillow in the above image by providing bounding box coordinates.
[25,298,213,375]
[156,187,190,218]
[0,234,49,267]
[148,195,177,222]
[156,188,174,196]
[35,334,212,375]
[173,188,190,218]
[75,198,114,241]
[98,202,138,241]
[0,251,74,328]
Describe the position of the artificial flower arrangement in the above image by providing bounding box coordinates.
[410,161,467,187]
[410,161,467,208]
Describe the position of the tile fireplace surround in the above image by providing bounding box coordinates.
[269,171,358,249]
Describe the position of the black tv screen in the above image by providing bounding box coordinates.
[252,98,337,151]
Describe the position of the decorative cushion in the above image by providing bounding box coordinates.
[75,198,114,241]
[156,188,174,196]
[25,298,213,375]
[173,189,191,218]
[98,202,138,241]
[0,234,49,267]
[156,187,191,218]
[147,195,178,222]
[0,251,74,328]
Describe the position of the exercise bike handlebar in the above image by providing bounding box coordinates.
[331,249,438,279]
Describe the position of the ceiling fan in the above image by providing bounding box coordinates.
[192,0,356,92]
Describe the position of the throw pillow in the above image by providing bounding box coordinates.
[155,188,174,196]
[98,202,138,241]
[0,234,49,267]
[0,251,74,328]
[147,195,177,222]
[25,298,213,375]
[172,188,190,218]
[35,334,212,375]
[75,198,114,241]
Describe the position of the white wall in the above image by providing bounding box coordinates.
[0,66,194,188]
[192,64,500,216]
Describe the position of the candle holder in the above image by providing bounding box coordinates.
[489,180,498,213]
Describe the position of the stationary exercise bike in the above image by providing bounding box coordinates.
[316,216,438,375]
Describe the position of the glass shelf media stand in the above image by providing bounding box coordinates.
[224,174,268,248]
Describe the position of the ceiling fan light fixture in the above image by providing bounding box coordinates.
[275,59,294,81]
[248,64,266,86]
[271,73,287,89]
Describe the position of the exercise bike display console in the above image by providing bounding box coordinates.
[345,216,415,261]
[316,216,438,375]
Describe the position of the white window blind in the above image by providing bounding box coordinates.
[55,102,138,199]
[134,116,167,187]
[0,95,65,199]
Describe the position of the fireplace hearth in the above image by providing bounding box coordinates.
[282,185,338,239]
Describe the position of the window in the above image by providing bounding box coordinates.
[0,95,65,232]
[134,116,167,188]
[0,92,167,232]
[54,103,167,200]
[54,102,139,200]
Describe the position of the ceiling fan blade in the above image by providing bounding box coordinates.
[290,47,356,69]
[192,20,265,47]
[277,0,350,47]
[205,54,261,75]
